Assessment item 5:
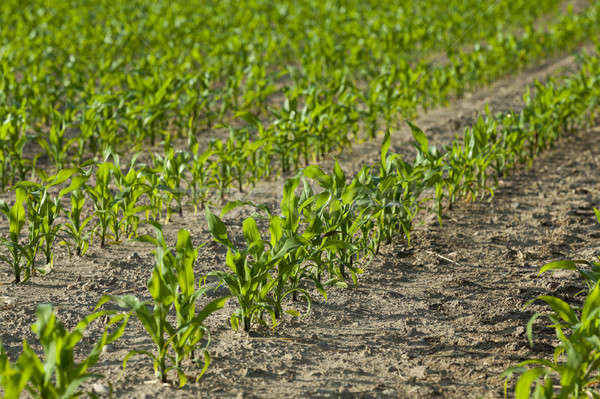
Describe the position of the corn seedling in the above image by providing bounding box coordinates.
[101,223,227,386]
[60,185,93,257]
[0,304,129,399]
[0,187,27,283]
[206,207,312,331]
[35,109,78,170]
[502,281,600,398]
[153,139,189,219]
[186,134,214,212]
[301,162,365,285]
[86,161,118,247]
[17,169,79,269]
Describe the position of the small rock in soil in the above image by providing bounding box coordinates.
[102,344,116,353]
[514,326,525,337]
[92,383,109,395]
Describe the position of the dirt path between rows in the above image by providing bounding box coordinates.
[1,51,599,399]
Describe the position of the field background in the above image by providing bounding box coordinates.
[1,0,599,398]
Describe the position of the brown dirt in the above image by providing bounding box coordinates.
[1,51,599,399]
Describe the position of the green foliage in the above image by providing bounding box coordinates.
[204,50,600,331]
[206,207,313,331]
[301,162,365,285]
[0,0,597,199]
[0,3,599,396]
[0,104,31,188]
[35,109,78,170]
[17,169,79,271]
[0,187,27,283]
[101,223,227,386]
[0,304,129,399]
[59,174,94,257]
[150,137,189,220]
[503,282,600,399]
[85,160,120,247]
[0,170,79,282]
[503,210,600,398]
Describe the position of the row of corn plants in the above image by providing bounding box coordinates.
[0,222,229,396]
[203,50,600,332]
[5,39,600,266]
[1,47,599,399]
[2,2,599,193]
[1,48,599,285]
[503,209,600,398]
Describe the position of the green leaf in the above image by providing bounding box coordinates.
[526,312,546,348]
[190,295,228,326]
[538,260,580,275]
[273,237,303,260]
[242,217,261,245]
[582,282,600,322]
[333,160,345,188]
[407,120,428,153]
[10,187,27,236]
[281,178,300,225]
[47,168,77,187]
[285,309,300,317]
[304,165,332,188]
[514,367,548,399]
[381,129,391,164]
[195,350,211,381]
[268,216,284,247]
[175,229,196,296]
[341,182,359,205]
[205,207,232,247]
[537,295,578,325]
[236,111,261,127]
[58,175,88,198]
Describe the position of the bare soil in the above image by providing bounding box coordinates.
[1,52,599,399]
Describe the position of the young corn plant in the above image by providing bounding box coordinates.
[205,209,275,331]
[266,213,316,318]
[301,162,365,285]
[19,169,79,268]
[208,137,237,200]
[86,162,118,247]
[223,125,257,193]
[272,178,331,303]
[502,209,600,398]
[101,223,227,386]
[357,131,423,252]
[111,155,150,240]
[0,104,32,187]
[206,207,311,331]
[0,187,27,283]
[60,184,94,257]
[502,281,600,399]
[186,134,214,212]
[35,109,77,170]
[407,121,446,224]
[153,141,189,220]
[15,185,44,278]
[224,195,320,321]
[0,304,129,399]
